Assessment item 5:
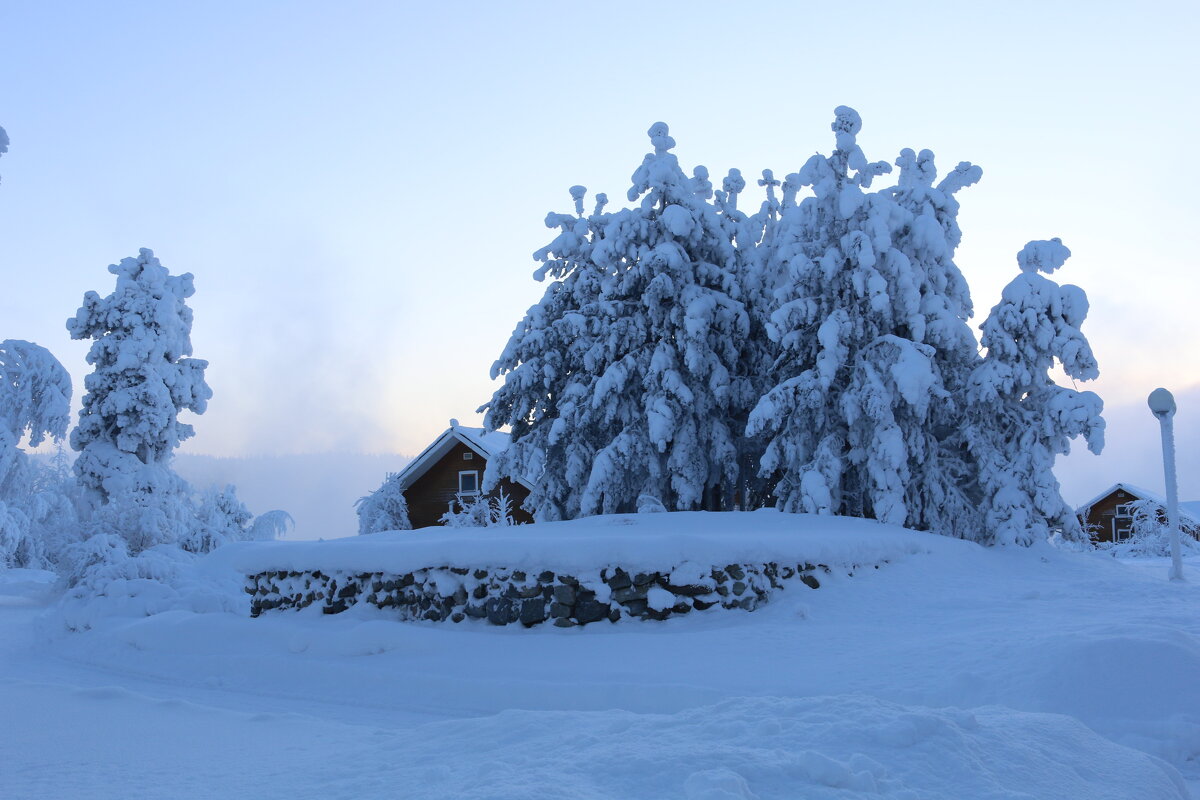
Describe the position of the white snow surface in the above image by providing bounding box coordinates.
[216,511,940,576]
[2,514,1199,799]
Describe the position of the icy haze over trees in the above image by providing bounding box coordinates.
[483,107,1104,544]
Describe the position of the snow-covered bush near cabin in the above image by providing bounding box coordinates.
[483,108,1104,545]
[439,490,518,528]
[355,472,412,533]
[1096,499,1200,559]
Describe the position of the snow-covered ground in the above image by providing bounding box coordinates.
[2,513,1198,799]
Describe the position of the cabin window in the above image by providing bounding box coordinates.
[1113,504,1133,542]
[458,470,479,495]
[462,452,474,460]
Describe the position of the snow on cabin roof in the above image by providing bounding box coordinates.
[1076,482,1200,525]
[391,423,530,494]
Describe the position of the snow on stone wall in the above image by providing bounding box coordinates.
[245,559,850,627]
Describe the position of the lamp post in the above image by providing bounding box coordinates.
[1148,388,1184,581]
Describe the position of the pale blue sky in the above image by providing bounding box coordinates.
[1,1,1196,503]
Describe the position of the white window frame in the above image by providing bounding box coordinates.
[458,470,480,496]
[1113,504,1133,542]
[462,451,474,460]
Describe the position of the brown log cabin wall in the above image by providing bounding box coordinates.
[1080,488,1200,544]
[1080,489,1135,544]
[404,441,534,528]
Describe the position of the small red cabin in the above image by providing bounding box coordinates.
[393,422,534,529]
[1076,482,1200,545]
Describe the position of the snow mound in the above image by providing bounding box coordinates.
[216,511,959,577]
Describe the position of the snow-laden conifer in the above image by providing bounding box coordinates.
[483,123,751,518]
[356,472,413,533]
[0,340,73,567]
[747,107,983,536]
[966,239,1104,545]
[67,249,213,553]
[67,249,212,508]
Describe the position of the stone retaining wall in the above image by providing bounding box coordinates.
[246,559,870,626]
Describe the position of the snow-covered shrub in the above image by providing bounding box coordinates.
[1096,500,1200,558]
[439,490,518,528]
[54,540,244,632]
[187,484,291,552]
[356,472,412,533]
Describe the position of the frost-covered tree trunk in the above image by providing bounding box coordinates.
[483,124,753,519]
[966,239,1104,545]
[747,107,982,537]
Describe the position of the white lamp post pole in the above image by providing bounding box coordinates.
[1148,388,1184,582]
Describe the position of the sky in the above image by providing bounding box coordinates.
[1,0,1197,505]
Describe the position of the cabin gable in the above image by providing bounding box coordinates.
[400,433,534,529]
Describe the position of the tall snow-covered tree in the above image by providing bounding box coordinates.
[483,123,753,519]
[747,107,983,536]
[67,249,213,552]
[67,249,212,501]
[965,239,1104,545]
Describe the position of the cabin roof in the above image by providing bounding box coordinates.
[393,422,532,494]
[1076,482,1200,525]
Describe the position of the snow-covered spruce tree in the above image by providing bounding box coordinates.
[355,472,413,534]
[747,107,984,536]
[965,239,1104,545]
[482,123,753,518]
[0,340,74,567]
[67,249,214,553]
[479,185,611,521]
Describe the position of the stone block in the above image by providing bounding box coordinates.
[519,598,547,627]
[574,599,610,625]
[485,597,516,626]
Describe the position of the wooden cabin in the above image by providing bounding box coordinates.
[393,422,534,529]
[1076,482,1200,545]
